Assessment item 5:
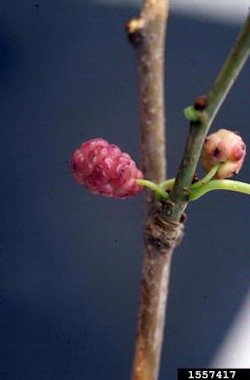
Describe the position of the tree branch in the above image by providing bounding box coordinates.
[126,0,168,187]
[127,2,184,380]
[126,7,250,380]
[168,12,250,221]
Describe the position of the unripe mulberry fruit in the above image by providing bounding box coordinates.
[72,138,143,198]
[201,129,246,179]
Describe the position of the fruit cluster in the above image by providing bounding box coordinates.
[72,138,143,198]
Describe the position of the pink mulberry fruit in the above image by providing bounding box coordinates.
[72,138,143,198]
[201,129,246,179]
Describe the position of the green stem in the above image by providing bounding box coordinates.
[206,12,250,124]
[167,13,250,221]
[138,175,250,202]
[159,178,175,190]
[137,179,169,200]
[191,164,220,190]
[190,179,250,200]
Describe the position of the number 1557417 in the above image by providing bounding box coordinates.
[188,370,235,379]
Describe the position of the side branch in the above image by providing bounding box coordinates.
[168,12,250,222]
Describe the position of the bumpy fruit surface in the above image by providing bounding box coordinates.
[201,129,246,179]
[72,138,143,198]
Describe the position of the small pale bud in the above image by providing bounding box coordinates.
[201,129,246,179]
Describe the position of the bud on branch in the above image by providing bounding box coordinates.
[201,129,246,179]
